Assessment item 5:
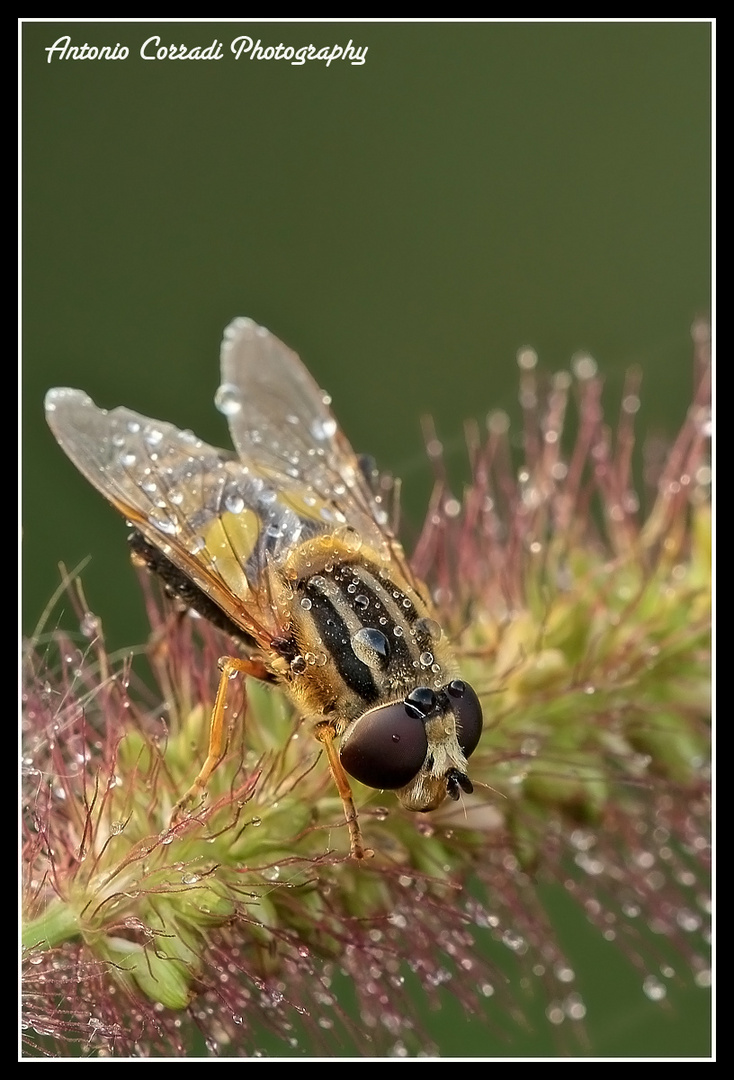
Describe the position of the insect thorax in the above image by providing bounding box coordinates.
[284,553,457,729]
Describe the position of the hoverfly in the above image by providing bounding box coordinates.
[45,318,483,858]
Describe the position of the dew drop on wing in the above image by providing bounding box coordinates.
[214,382,242,417]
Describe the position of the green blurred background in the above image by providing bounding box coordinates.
[22,21,711,1057]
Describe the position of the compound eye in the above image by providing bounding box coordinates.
[340,701,429,790]
[446,680,483,758]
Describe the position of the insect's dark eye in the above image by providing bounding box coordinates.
[340,701,429,790]
[446,680,483,758]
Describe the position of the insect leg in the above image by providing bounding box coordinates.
[314,723,373,860]
[172,654,268,821]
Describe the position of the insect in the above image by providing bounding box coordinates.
[45,318,483,858]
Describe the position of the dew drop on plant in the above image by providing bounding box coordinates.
[80,612,100,639]
[642,975,667,1001]
[676,908,702,932]
[390,1040,409,1057]
[564,993,587,1020]
[501,930,527,954]
[546,1002,565,1025]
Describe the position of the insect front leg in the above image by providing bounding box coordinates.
[171,654,268,822]
[314,722,373,861]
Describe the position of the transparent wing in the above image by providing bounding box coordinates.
[217,317,415,583]
[45,388,289,646]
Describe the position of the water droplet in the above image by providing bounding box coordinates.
[574,852,605,876]
[215,383,242,416]
[148,511,179,536]
[517,346,538,370]
[415,617,441,641]
[564,993,587,1020]
[572,353,597,380]
[546,1002,565,1025]
[676,908,702,932]
[80,612,100,639]
[310,417,337,441]
[225,493,245,514]
[501,930,527,953]
[642,975,667,1001]
[335,524,362,553]
[352,627,390,665]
